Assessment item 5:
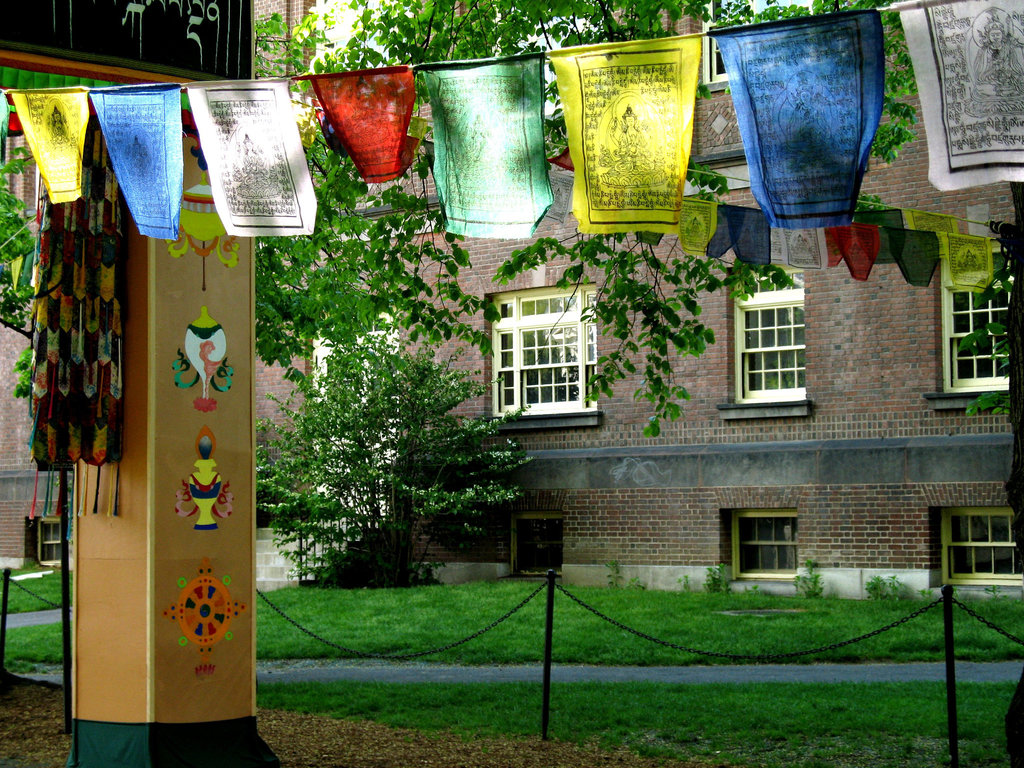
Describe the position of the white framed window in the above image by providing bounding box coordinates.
[734,272,805,403]
[941,260,1008,392]
[702,0,729,85]
[492,288,596,415]
[942,507,1021,585]
[511,512,563,574]
[38,518,63,566]
[733,510,798,579]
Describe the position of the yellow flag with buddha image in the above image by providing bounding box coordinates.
[9,88,90,203]
[548,35,701,234]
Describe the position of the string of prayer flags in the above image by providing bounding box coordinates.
[548,34,701,234]
[678,199,718,256]
[31,119,124,467]
[11,87,90,203]
[825,224,880,281]
[90,83,184,240]
[770,228,827,269]
[186,79,317,236]
[302,67,418,183]
[709,11,884,229]
[418,53,553,238]
[897,0,1024,190]
[706,204,770,264]
[941,232,993,292]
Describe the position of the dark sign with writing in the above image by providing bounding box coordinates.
[2,1,252,80]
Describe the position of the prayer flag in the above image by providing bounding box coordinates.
[419,53,553,238]
[709,11,884,228]
[854,209,905,263]
[548,35,702,234]
[825,224,880,281]
[11,88,90,203]
[898,0,1024,190]
[186,80,317,237]
[881,227,940,287]
[940,232,993,291]
[903,208,959,234]
[302,67,418,183]
[545,171,574,224]
[90,83,184,240]
[770,228,827,269]
[679,199,718,256]
[707,204,770,264]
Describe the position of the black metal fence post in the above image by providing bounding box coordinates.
[541,569,556,740]
[942,584,959,768]
[1,567,10,676]
[59,468,72,734]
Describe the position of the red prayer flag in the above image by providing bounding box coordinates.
[825,224,880,281]
[303,67,417,183]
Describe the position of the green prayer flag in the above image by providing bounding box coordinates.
[419,53,552,238]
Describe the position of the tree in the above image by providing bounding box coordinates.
[259,331,528,587]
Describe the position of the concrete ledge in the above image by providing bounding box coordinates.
[717,400,813,420]
[497,410,602,432]
[923,392,998,411]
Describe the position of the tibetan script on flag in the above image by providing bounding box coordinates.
[549,35,701,234]
[899,1,1024,189]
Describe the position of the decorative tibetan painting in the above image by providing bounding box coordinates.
[186,80,317,236]
[175,426,234,530]
[419,53,553,238]
[549,35,701,234]
[172,306,233,412]
[90,83,184,240]
[710,11,884,228]
[900,1,1024,189]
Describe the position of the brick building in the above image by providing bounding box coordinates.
[1,4,1019,600]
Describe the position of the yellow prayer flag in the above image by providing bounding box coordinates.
[902,208,959,235]
[10,88,90,204]
[548,35,701,234]
[939,232,992,293]
[679,199,718,255]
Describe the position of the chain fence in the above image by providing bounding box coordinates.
[7,575,61,610]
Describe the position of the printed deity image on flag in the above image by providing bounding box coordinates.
[548,35,701,234]
[710,11,884,229]
[419,53,553,238]
[900,1,1024,190]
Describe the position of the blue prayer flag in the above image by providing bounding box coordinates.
[90,83,184,240]
[707,204,770,264]
[710,11,884,229]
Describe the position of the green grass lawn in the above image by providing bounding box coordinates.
[5,579,1024,669]
[258,680,1016,768]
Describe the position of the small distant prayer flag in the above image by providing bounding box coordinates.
[903,208,959,235]
[545,171,574,224]
[678,199,718,256]
[90,83,184,240]
[898,0,1024,190]
[419,53,553,238]
[548,148,574,172]
[854,209,905,264]
[825,224,880,281]
[880,227,940,287]
[707,204,769,264]
[187,80,317,237]
[302,67,418,183]
[709,11,884,229]
[770,228,827,269]
[548,34,702,234]
[11,88,90,203]
[940,232,993,292]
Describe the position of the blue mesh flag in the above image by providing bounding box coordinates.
[91,83,183,240]
[710,11,884,229]
[706,204,770,264]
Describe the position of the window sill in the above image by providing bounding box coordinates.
[923,391,1005,411]
[717,400,813,420]
[495,410,602,432]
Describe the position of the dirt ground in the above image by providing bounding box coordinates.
[0,676,723,768]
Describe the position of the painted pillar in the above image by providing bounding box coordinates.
[67,138,276,767]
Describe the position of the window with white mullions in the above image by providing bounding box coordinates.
[943,507,1021,585]
[947,289,1008,389]
[734,272,805,403]
[733,510,798,578]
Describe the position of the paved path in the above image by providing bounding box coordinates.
[4,609,61,629]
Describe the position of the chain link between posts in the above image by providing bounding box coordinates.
[9,578,61,610]
[257,582,545,661]
[952,596,1024,648]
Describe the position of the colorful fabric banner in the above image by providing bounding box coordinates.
[903,208,959,235]
[770,228,827,269]
[31,120,124,466]
[11,87,90,203]
[302,67,418,183]
[419,53,553,238]
[825,224,880,281]
[940,232,993,292]
[186,79,317,237]
[707,204,770,264]
[709,11,884,229]
[90,83,184,241]
[679,199,718,256]
[548,35,702,234]
[880,226,940,287]
[853,209,905,263]
[898,0,1024,190]
[545,171,574,224]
